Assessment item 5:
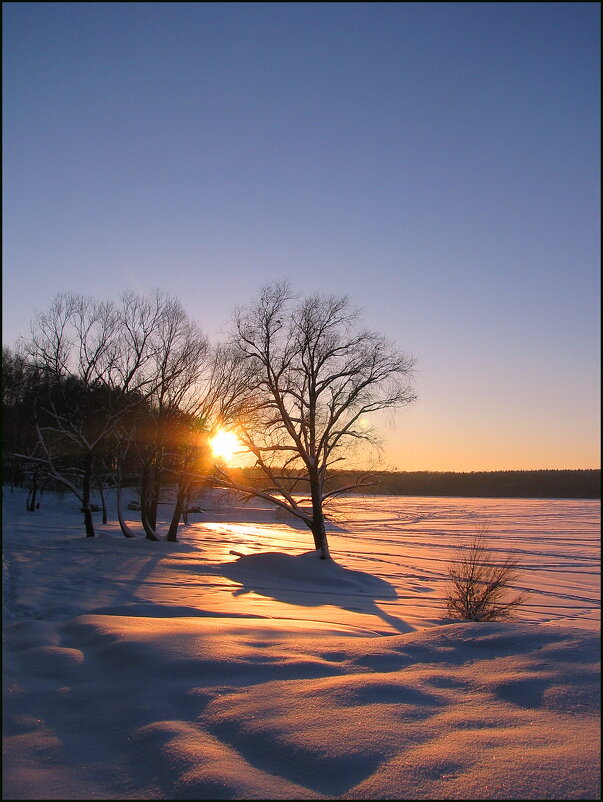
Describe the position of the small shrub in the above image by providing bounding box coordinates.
[444,528,525,622]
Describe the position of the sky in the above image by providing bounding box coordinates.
[2,2,600,472]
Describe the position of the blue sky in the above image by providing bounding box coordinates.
[3,2,600,470]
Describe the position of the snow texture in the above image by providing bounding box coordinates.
[2,487,600,799]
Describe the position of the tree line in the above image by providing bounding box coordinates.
[322,468,601,499]
[3,283,417,558]
[187,466,600,501]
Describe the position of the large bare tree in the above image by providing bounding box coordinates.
[213,282,417,559]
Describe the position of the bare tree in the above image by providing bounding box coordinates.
[2,344,44,493]
[18,291,180,538]
[212,282,417,559]
[108,295,250,542]
[118,294,211,540]
[19,294,121,536]
[110,289,177,540]
[164,343,256,541]
[444,528,526,621]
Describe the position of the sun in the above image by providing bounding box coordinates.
[209,429,242,464]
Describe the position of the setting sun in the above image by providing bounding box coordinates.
[210,429,242,463]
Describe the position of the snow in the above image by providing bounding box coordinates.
[2,487,600,799]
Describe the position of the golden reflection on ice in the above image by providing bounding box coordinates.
[200,522,303,552]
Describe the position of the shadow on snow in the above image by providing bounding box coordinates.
[202,551,414,634]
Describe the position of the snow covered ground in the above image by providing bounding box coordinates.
[2,487,600,799]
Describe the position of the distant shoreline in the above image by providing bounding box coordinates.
[215,467,601,500]
[339,468,601,500]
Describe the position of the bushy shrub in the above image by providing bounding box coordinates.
[444,528,525,622]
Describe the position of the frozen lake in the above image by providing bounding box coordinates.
[180,493,601,632]
[5,490,598,633]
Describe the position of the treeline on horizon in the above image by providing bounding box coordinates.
[225,467,601,500]
[339,468,601,499]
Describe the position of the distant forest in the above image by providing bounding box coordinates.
[327,469,601,500]
[221,467,600,500]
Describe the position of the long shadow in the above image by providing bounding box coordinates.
[196,551,414,634]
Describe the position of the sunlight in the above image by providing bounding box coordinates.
[210,429,243,464]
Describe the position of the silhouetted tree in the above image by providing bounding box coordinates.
[212,282,417,559]
[2,345,44,492]
[160,343,255,542]
[18,292,173,537]
[111,292,211,539]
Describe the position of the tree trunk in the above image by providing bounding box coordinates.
[116,479,136,538]
[27,476,38,512]
[148,465,162,530]
[27,477,38,512]
[167,475,190,542]
[309,472,330,559]
[140,461,160,541]
[82,452,95,537]
[35,477,48,510]
[182,480,193,525]
[96,474,108,525]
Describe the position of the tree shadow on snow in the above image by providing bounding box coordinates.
[204,551,414,634]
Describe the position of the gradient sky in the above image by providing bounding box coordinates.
[3,2,600,471]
